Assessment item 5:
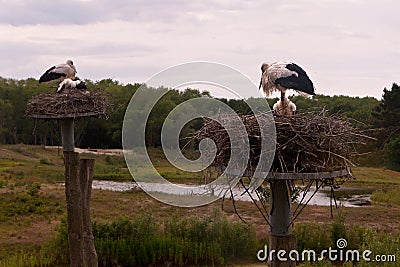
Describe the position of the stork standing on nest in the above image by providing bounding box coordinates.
[259,62,315,115]
[39,59,77,83]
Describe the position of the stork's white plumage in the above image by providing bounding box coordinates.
[259,62,315,116]
[259,62,315,97]
[39,59,77,83]
[57,78,87,93]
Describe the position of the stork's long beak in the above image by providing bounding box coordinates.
[258,79,262,90]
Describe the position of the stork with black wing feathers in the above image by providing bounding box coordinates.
[259,62,315,115]
[39,59,77,83]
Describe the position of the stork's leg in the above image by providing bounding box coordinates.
[280,90,286,101]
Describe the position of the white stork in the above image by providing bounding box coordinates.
[259,62,315,115]
[57,78,87,93]
[39,59,77,83]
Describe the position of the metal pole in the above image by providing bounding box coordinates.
[60,119,75,151]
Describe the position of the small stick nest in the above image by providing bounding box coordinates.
[194,110,371,174]
[26,90,110,119]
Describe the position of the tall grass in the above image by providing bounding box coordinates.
[295,216,399,267]
[0,209,257,267]
[371,188,400,205]
[0,218,69,267]
[2,210,399,266]
[298,229,400,267]
[93,209,257,266]
[0,181,62,223]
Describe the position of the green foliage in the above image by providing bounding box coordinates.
[2,210,399,267]
[0,75,395,169]
[1,210,257,267]
[294,223,332,253]
[0,76,382,150]
[371,83,400,170]
[39,157,50,165]
[372,83,400,132]
[0,99,13,144]
[104,155,113,164]
[293,94,379,125]
[93,155,132,181]
[358,230,400,267]
[26,182,41,196]
[371,188,400,205]
[384,134,400,171]
[330,214,347,249]
[295,221,399,266]
[294,215,357,254]
[0,182,61,222]
[0,218,69,267]
[93,173,132,181]
[92,209,256,266]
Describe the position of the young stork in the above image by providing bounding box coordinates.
[39,59,77,83]
[259,62,315,115]
[57,78,87,93]
[272,97,297,116]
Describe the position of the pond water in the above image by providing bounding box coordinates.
[92,180,371,207]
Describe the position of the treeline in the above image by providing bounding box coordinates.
[0,77,399,169]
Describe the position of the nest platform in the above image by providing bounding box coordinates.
[196,110,371,179]
[195,110,373,224]
[26,90,109,120]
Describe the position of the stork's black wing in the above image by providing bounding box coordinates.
[39,66,66,83]
[275,63,315,95]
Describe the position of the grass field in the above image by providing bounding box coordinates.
[0,144,399,266]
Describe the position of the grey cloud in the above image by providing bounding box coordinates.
[0,0,169,25]
[73,43,159,57]
[0,0,256,26]
[0,0,399,99]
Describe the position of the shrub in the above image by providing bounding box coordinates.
[385,134,400,171]
[26,182,41,196]
[2,212,399,267]
[0,185,61,222]
[371,188,400,206]
[93,209,257,266]
[39,158,50,165]
[104,155,113,164]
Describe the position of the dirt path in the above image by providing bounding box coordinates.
[45,146,124,156]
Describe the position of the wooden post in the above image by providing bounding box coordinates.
[269,234,297,266]
[64,151,85,267]
[80,159,98,267]
[269,180,296,267]
[61,119,97,267]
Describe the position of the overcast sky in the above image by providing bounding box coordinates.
[0,0,399,99]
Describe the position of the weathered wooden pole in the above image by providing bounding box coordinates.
[61,118,98,267]
[64,150,85,267]
[80,158,98,267]
[269,180,296,267]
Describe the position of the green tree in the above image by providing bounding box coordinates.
[371,83,400,169]
[0,99,13,143]
[385,134,400,171]
[372,83,400,144]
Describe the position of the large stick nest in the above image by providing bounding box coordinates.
[195,110,372,174]
[26,90,110,119]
